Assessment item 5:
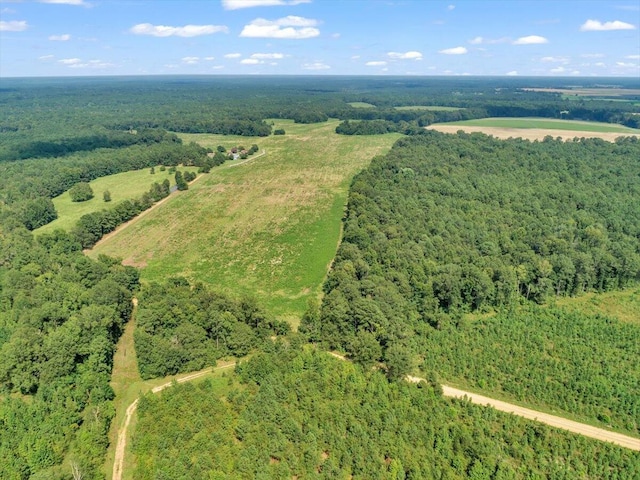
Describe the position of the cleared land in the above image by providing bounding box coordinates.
[347,102,376,108]
[429,117,640,141]
[36,166,198,235]
[523,87,640,97]
[88,120,401,325]
[394,105,463,111]
[555,286,640,324]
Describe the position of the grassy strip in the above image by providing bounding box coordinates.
[89,120,400,324]
[438,117,639,133]
[394,105,464,111]
[36,166,198,234]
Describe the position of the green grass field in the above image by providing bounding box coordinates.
[35,166,198,235]
[554,286,640,324]
[347,102,376,108]
[394,105,464,111]
[438,117,640,133]
[88,120,401,325]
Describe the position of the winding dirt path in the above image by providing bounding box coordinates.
[111,363,235,480]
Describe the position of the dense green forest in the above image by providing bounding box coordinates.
[304,131,640,430]
[132,348,639,479]
[1,76,639,479]
[0,226,138,479]
[134,278,289,380]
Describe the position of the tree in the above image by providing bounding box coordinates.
[175,171,188,191]
[103,190,111,202]
[69,182,94,202]
[274,129,285,135]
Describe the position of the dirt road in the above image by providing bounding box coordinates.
[406,377,640,451]
[111,363,235,480]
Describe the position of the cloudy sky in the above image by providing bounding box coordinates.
[0,0,638,77]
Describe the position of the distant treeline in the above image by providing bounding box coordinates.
[109,118,272,137]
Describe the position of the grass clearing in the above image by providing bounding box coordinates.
[554,286,640,324]
[436,117,640,133]
[347,102,376,108]
[394,105,464,111]
[88,120,401,325]
[35,166,198,235]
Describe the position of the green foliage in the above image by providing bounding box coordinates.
[103,190,111,202]
[0,226,138,479]
[132,349,640,479]
[69,182,94,202]
[273,128,285,135]
[312,130,640,428]
[175,171,188,191]
[134,279,287,379]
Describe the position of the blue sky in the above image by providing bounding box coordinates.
[0,0,638,77]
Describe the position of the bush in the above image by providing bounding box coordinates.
[274,129,285,135]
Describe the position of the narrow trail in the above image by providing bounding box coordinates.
[89,150,266,252]
[111,363,235,480]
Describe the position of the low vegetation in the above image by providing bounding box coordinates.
[90,120,401,323]
[437,117,640,133]
[131,348,640,479]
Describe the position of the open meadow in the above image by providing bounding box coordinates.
[429,117,640,141]
[88,120,401,325]
[35,166,198,235]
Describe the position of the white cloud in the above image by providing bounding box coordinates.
[540,56,568,63]
[506,70,518,76]
[513,35,548,45]
[616,61,637,67]
[240,16,320,38]
[224,53,242,58]
[69,59,114,69]
[39,0,88,5]
[241,58,262,64]
[550,66,566,73]
[302,62,330,70]
[580,19,636,31]
[222,0,311,10]
[439,46,468,54]
[581,53,604,58]
[594,62,606,67]
[1,8,16,14]
[468,36,509,45]
[49,34,71,41]
[387,51,422,60]
[204,56,215,61]
[39,55,55,60]
[130,23,229,37]
[331,33,340,39]
[59,58,82,65]
[182,56,199,64]
[251,52,285,59]
[626,54,640,59]
[365,61,387,66]
[0,20,28,32]
[447,4,455,10]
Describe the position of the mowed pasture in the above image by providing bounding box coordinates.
[429,117,640,141]
[88,120,401,325]
[347,102,376,108]
[394,105,464,111]
[35,166,198,235]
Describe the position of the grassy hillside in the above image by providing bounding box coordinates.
[437,117,640,132]
[35,166,198,235]
[89,120,401,325]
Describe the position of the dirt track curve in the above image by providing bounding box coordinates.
[111,363,235,480]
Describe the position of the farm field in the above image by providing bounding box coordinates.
[394,105,464,111]
[429,117,640,141]
[347,101,376,108]
[88,120,401,325]
[433,117,639,132]
[35,166,198,235]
